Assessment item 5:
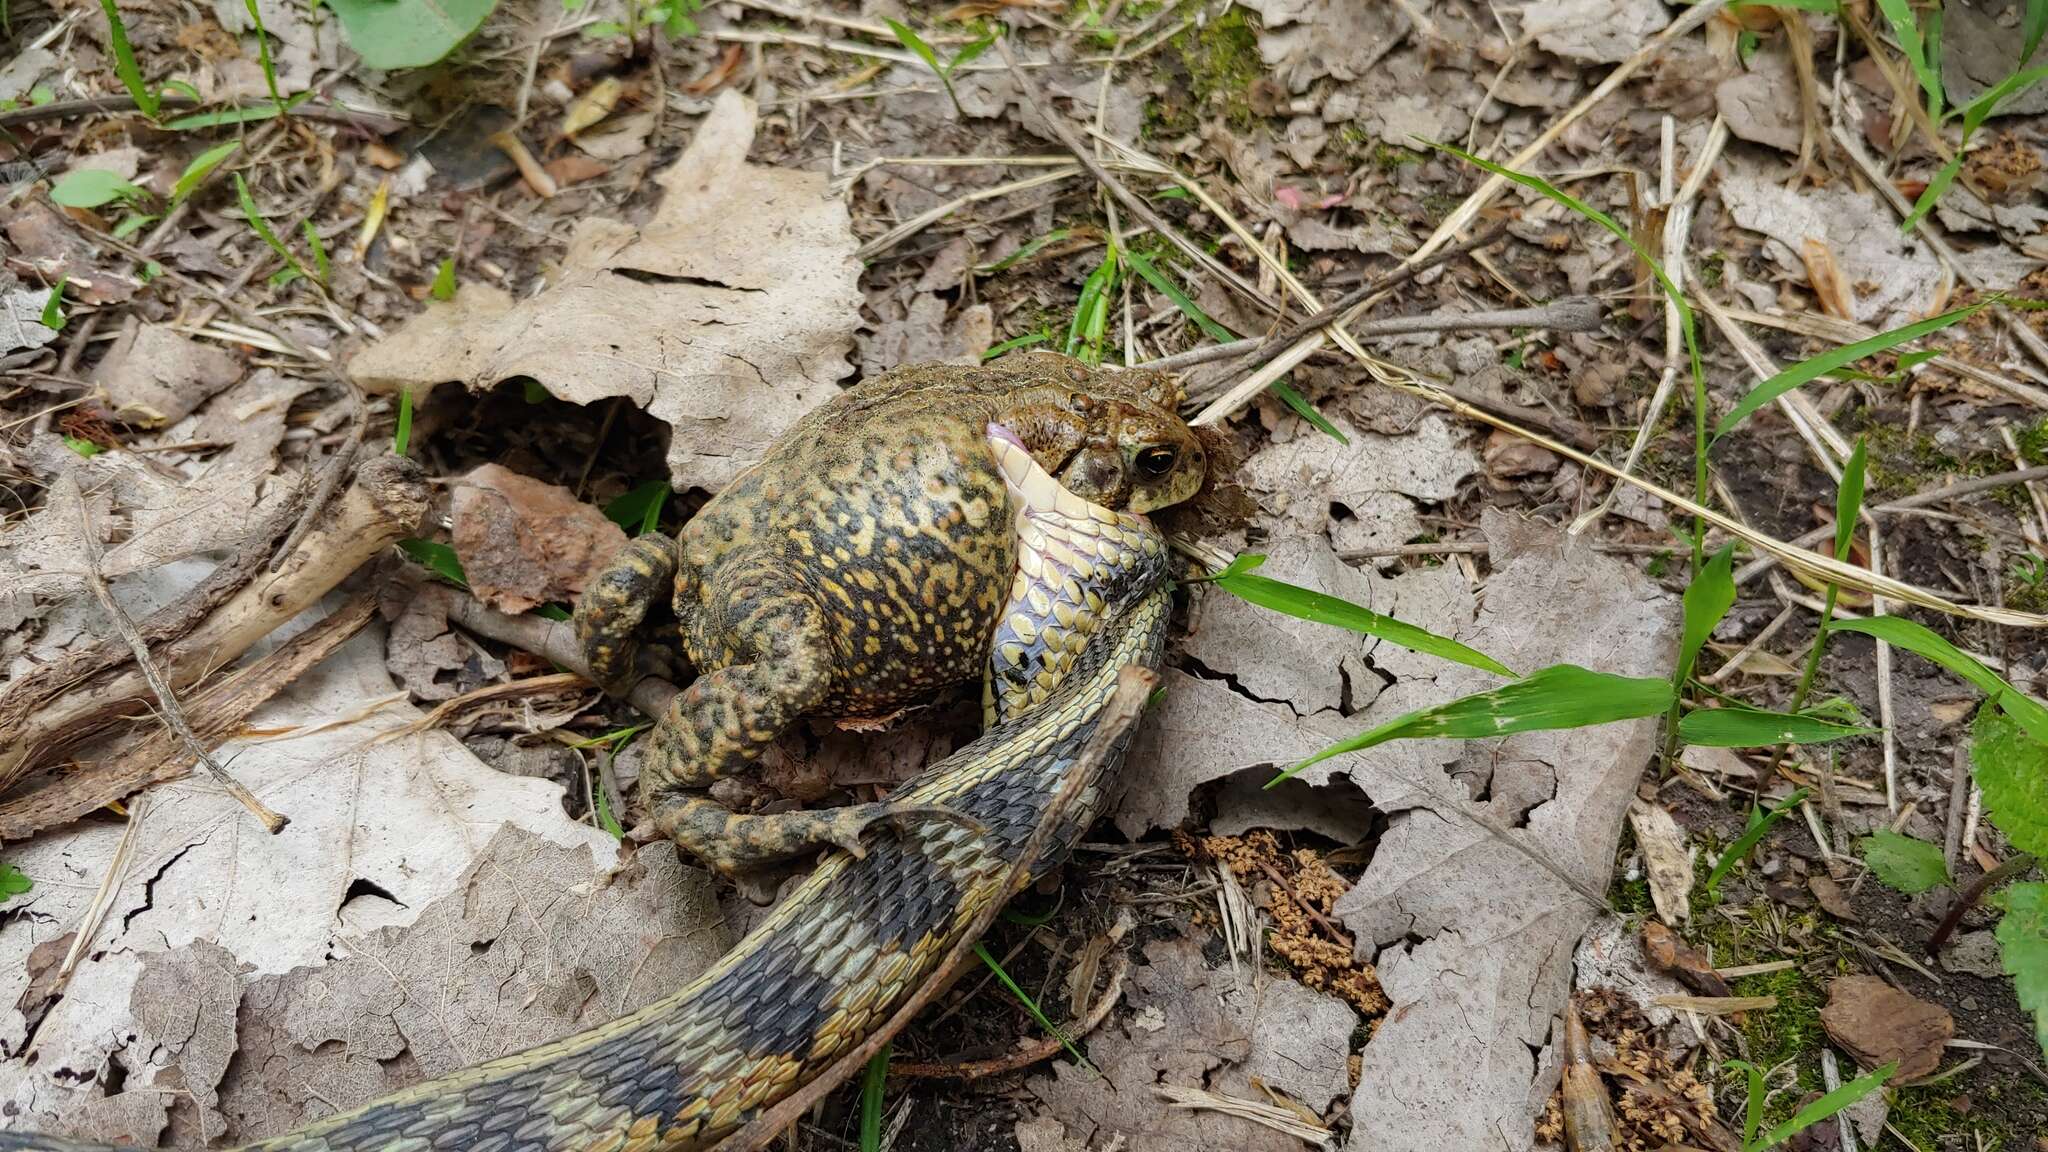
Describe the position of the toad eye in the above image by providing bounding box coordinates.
[1135,445,1179,477]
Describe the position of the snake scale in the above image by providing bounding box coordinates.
[0,428,1172,1152]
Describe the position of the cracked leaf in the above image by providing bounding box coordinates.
[348,90,862,493]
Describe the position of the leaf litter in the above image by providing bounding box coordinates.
[7,0,2048,1149]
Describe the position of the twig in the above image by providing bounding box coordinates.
[1731,466,2048,587]
[1139,298,1606,376]
[1926,853,2036,959]
[0,93,406,131]
[707,667,1159,1152]
[60,475,287,833]
[423,584,680,722]
[888,953,1129,1081]
[1220,222,1513,382]
[994,36,1273,311]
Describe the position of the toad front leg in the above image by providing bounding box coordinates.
[643,559,976,880]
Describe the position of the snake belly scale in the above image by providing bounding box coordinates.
[0,429,1170,1152]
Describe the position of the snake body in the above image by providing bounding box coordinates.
[1,430,1170,1152]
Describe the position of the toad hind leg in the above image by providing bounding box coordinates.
[573,533,678,694]
[641,576,985,880]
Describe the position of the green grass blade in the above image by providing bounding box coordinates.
[431,257,458,301]
[1875,0,1940,120]
[393,389,416,457]
[1122,248,1234,343]
[1828,616,2048,743]
[946,32,996,78]
[1677,703,1878,747]
[859,1044,890,1152]
[1274,664,1672,784]
[982,329,1052,360]
[1268,380,1347,444]
[974,943,1093,1072]
[97,0,157,118]
[233,173,307,282]
[243,0,284,113]
[1716,304,1987,438]
[1210,565,1514,678]
[1834,438,1866,561]
[882,17,943,73]
[172,141,240,205]
[1706,789,1810,896]
[39,276,66,331]
[1749,1062,1894,1151]
[603,479,670,536]
[301,220,330,285]
[1677,543,1736,688]
[977,228,1071,274]
[2026,0,2048,68]
[1723,1059,1767,1145]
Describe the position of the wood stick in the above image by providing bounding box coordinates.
[0,456,427,791]
[60,475,287,833]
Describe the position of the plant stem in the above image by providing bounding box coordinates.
[1755,582,1841,802]
[1926,852,2036,959]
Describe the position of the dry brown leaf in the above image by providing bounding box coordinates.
[1627,800,1694,926]
[450,464,628,615]
[349,91,861,493]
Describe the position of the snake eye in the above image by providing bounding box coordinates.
[1135,445,1178,477]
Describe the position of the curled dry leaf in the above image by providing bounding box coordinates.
[1626,799,1694,926]
[1818,975,1954,1082]
[349,91,862,494]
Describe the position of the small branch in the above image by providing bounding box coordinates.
[61,475,287,834]
[1926,853,2036,960]
[0,93,407,131]
[1148,297,1604,376]
[424,585,681,722]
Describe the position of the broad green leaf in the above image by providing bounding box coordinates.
[1861,828,1949,894]
[1834,437,1867,561]
[49,168,144,208]
[1830,616,2048,743]
[324,0,500,69]
[1677,543,1736,688]
[1274,664,1672,784]
[1750,1062,1895,1151]
[1973,705,2048,858]
[398,538,466,587]
[0,863,29,899]
[431,257,457,301]
[1715,304,1986,439]
[112,212,155,240]
[172,141,240,205]
[1678,704,1878,747]
[603,479,671,536]
[97,0,157,117]
[1997,881,2048,1058]
[1212,568,1515,678]
[64,435,102,458]
[1707,789,1811,895]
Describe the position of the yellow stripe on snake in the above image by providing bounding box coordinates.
[0,428,1171,1152]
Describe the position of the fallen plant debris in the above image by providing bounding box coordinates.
[4,0,2048,1149]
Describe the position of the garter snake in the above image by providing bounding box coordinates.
[1,428,1172,1152]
